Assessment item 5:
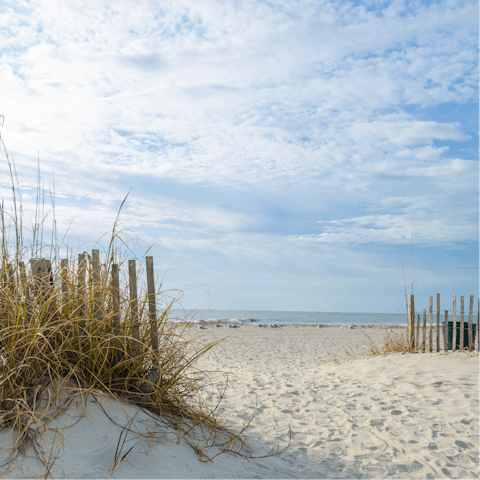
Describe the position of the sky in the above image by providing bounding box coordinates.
[0,0,478,314]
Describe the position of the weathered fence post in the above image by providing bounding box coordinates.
[31,258,47,281]
[111,263,121,365]
[477,298,479,352]
[18,261,28,325]
[45,260,53,286]
[78,253,86,319]
[452,294,457,352]
[429,296,433,353]
[31,258,53,328]
[61,259,68,309]
[145,256,159,400]
[0,263,5,298]
[468,295,473,352]
[422,309,426,353]
[407,294,411,344]
[5,263,13,295]
[436,294,440,352]
[146,257,158,353]
[31,258,49,299]
[19,261,25,284]
[128,260,139,357]
[408,294,415,349]
[111,264,120,335]
[444,310,448,352]
[460,296,464,350]
[92,249,101,323]
[416,313,420,350]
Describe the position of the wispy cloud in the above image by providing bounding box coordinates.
[0,0,477,311]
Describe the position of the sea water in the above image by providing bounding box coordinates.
[169,309,407,326]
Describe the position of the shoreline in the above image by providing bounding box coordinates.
[170,320,410,328]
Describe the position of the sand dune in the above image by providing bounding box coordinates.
[0,325,477,478]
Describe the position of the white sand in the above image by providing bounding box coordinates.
[0,324,478,478]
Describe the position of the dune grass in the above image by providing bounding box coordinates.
[0,137,289,477]
[0,211,245,474]
[334,326,478,366]
[364,327,417,355]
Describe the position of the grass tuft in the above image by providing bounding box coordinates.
[0,134,289,477]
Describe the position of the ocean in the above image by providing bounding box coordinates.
[169,309,407,326]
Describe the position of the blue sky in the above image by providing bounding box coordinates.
[0,0,478,313]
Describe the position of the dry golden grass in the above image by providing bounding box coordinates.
[364,328,417,355]
[0,225,245,475]
[0,137,289,477]
[334,327,478,365]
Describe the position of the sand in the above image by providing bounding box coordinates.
[0,324,478,479]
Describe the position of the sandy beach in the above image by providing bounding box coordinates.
[0,324,478,479]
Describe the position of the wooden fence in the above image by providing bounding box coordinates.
[407,294,479,352]
[2,250,159,355]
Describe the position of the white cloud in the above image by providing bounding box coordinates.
[313,213,475,246]
[350,120,470,145]
[396,145,450,161]
[0,0,477,310]
[306,186,478,247]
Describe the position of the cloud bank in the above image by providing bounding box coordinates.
[0,0,477,311]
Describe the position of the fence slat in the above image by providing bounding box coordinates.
[146,257,158,354]
[145,256,159,400]
[111,264,120,335]
[452,294,457,352]
[422,309,426,353]
[436,294,440,352]
[60,259,68,304]
[128,260,139,355]
[416,313,420,350]
[408,295,415,349]
[444,310,448,352]
[407,294,411,346]
[468,295,473,352]
[78,253,86,319]
[31,258,49,299]
[19,261,25,279]
[19,260,26,295]
[31,258,47,280]
[478,298,479,352]
[0,265,5,299]
[460,296,464,350]
[429,296,433,353]
[5,263,13,294]
[18,261,28,324]
[45,260,53,286]
[92,249,101,322]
